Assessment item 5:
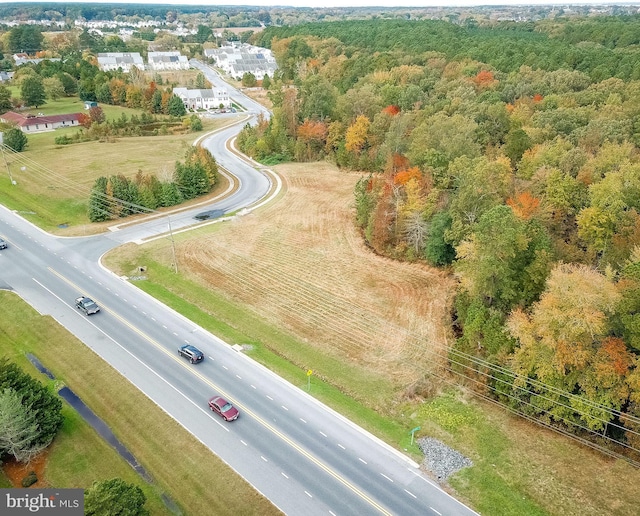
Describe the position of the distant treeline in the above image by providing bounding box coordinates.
[255,17,640,82]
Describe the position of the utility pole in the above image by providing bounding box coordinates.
[1,144,16,185]
[168,216,178,274]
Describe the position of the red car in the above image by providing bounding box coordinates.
[208,396,239,422]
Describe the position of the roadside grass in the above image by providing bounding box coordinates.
[0,290,279,515]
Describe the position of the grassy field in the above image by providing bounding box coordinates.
[0,291,279,515]
[0,114,233,233]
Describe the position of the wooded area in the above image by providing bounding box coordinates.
[239,15,640,461]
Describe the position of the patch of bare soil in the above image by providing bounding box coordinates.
[3,451,49,488]
[179,161,455,389]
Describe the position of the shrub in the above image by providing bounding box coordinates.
[21,471,37,487]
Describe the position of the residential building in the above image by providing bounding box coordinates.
[0,111,82,133]
[204,43,278,81]
[172,87,231,111]
[147,51,190,71]
[97,52,145,72]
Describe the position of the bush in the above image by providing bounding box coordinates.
[54,135,73,145]
[21,471,37,487]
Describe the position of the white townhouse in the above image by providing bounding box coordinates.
[204,44,278,81]
[147,51,190,71]
[97,52,145,72]
[172,87,231,111]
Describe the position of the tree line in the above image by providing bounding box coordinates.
[88,146,218,222]
[239,16,640,458]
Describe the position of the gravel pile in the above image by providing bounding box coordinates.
[417,437,473,481]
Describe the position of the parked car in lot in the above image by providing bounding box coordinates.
[178,344,204,364]
[75,296,100,315]
[208,396,239,421]
[0,237,7,250]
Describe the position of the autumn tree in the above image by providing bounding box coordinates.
[508,264,623,431]
[345,115,370,154]
[296,119,327,161]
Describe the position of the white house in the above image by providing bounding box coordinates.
[147,51,190,71]
[97,52,145,72]
[172,87,231,111]
[204,44,278,81]
[0,111,81,133]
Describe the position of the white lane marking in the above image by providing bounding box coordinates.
[404,489,417,499]
[173,332,178,336]
[329,512,337,516]
[430,508,442,516]
[380,473,393,482]
[319,431,327,437]
[261,456,268,462]
[266,395,273,400]
[184,340,190,344]
[222,365,228,370]
[359,458,367,464]
[299,418,307,424]
[162,325,167,329]
[304,491,313,498]
[240,440,247,446]
[250,384,256,389]
[281,472,289,479]
[338,443,345,450]
[281,405,288,411]
[208,356,215,360]
[151,317,156,321]
[236,374,242,379]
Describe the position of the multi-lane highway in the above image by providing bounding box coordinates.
[0,63,477,515]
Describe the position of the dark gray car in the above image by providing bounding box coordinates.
[75,296,100,315]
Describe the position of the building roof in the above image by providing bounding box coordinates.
[1,111,81,127]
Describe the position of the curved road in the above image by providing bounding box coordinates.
[0,63,476,516]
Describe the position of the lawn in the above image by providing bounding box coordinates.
[0,114,232,232]
[0,290,278,515]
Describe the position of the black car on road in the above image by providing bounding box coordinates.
[178,344,204,363]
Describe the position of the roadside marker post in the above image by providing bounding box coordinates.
[410,426,421,446]
[307,369,313,391]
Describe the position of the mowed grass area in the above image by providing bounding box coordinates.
[0,113,233,233]
[103,162,640,516]
[0,291,279,516]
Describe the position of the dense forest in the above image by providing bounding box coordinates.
[239,16,640,460]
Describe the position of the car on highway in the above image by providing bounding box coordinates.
[178,344,204,364]
[0,237,7,250]
[75,296,100,315]
[208,396,239,421]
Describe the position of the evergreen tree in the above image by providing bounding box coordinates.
[167,94,186,116]
[4,128,28,152]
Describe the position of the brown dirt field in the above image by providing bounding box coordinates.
[178,161,455,389]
